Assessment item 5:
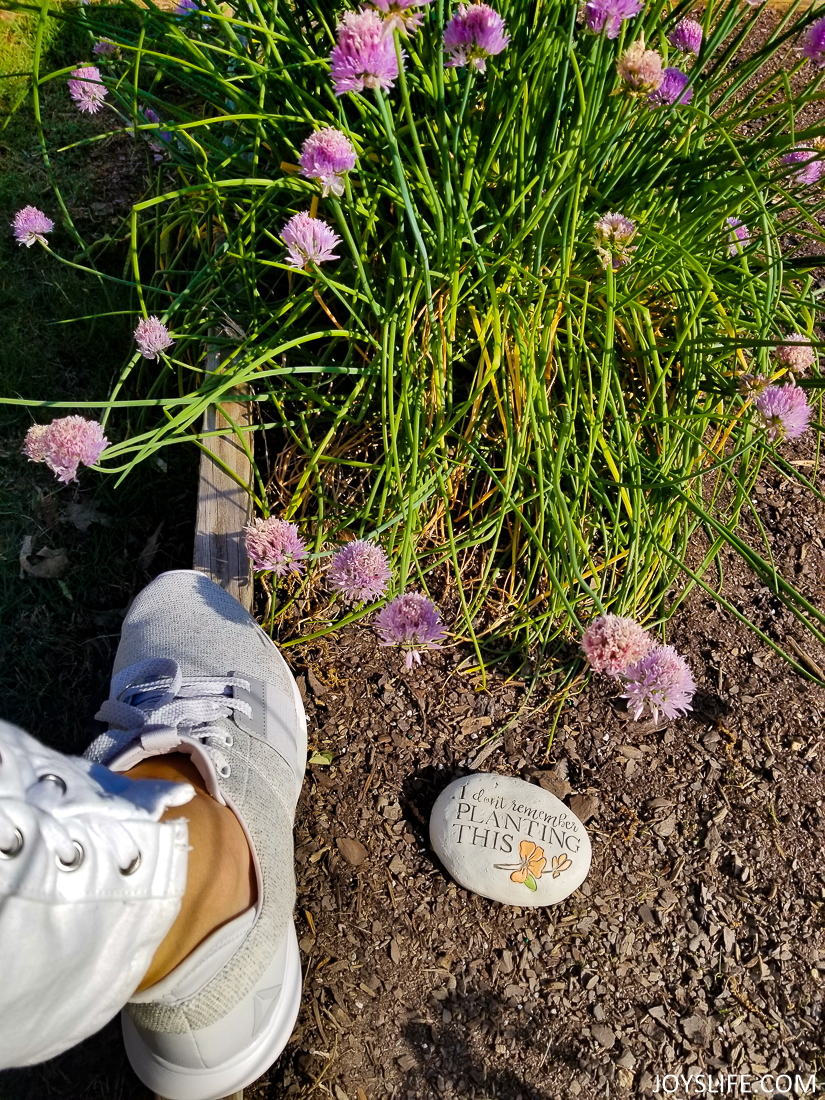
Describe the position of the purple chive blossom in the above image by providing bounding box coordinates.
[801,16,825,66]
[12,206,54,248]
[593,211,637,270]
[443,3,510,72]
[780,146,824,187]
[23,416,108,484]
[243,517,307,575]
[134,316,174,359]
[142,107,172,158]
[667,18,703,55]
[755,382,813,442]
[583,0,643,41]
[617,40,664,94]
[581,614,654,678]
[367,0,432,37]
[329,9,401,95]
[374,592,447,669]
[775,333,816,375]
[142,107,172,143]
[620,644,696,723]
[282,212,341,269]
[299,128,357,198]
[175,0,199,13]
[93,38,118,57]
[68,66,107,114]
[726,216,749,256]
[328,539,392,603]
[648,66,692,107]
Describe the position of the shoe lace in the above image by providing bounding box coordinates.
[86,657,253,778]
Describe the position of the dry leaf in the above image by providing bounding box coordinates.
[460,714,492,735]
[64,501,111,532]
[19,536,69,580]
[337,837,368,866]
[137,521,163,572]
[309,750,334,766]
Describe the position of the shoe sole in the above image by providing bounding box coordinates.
[121,921,302,1100]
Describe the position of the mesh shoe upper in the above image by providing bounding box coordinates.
[84,571,307,1036]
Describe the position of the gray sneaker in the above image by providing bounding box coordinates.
[85,569,307,1100]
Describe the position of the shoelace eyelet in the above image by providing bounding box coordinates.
[218,764,231,778]
[56,840,84,872]
[0,828,24,860]
[119,852,142,876]
[37,773,67,795]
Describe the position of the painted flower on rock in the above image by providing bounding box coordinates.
[282,212,341,269]
[23,416,108,484]
[583,0,642,41]
[726,216,749,256]
[774,333,815,375]
[648,66,692,106]
[12,206,54,247]
[329,9,401,95]
[367,0,432,37]
[617,40,664,94]
[780,146,824,187]
[443,3,510,71]
[801,16,825,67]
[134,316,174,359]
[374,592,447,669]
[68,66,107,113]
[581,613,654,678]
[299,128,357,198]
[328,539,392,603]
[243,517,307,575]
[593,212,637,270]
[755,382,812,442]
[620,644,696,723]
[667,18,702,55]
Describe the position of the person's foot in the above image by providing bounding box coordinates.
[85,570,307,1100]
[124,751,257,992]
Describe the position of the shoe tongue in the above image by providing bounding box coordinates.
[107,734,226,806]
[129,906,256,1005]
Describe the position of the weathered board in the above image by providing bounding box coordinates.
[192,352,254,611]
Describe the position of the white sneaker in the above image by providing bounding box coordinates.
[0,719,192,1069]
[85,569,307,1100]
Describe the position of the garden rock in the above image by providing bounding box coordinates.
[429,772,591,906]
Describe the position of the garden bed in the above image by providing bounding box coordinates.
[2,0,825,1096]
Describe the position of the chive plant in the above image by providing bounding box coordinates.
[11,0,825,673]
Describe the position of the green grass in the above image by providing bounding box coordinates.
[5,0,825,685]
[0,0,89,120]
[0,73,197,753]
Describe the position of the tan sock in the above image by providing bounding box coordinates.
[125,754,257,992]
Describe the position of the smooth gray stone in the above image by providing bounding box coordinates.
[429,773,591,906]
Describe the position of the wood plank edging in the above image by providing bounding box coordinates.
[192,348,254,612]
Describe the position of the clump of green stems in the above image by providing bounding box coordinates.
[8,0,825,678]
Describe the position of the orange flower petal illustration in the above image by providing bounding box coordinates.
[518,839,539,861]
[528,852,547,879]
[510,866,529,883]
